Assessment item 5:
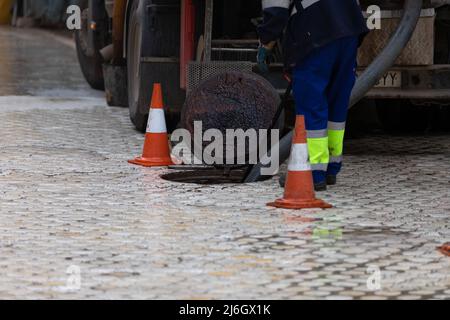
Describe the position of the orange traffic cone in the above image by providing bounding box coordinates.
[128,83,174,167]
[268,115,332,210]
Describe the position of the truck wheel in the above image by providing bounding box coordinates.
[74,2,109,90]
[127,0,185,132]
[127,0,147,131]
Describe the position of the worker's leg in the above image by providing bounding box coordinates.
[292,42,339,184]
[326,36,359,179]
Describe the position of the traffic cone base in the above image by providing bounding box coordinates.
[268,198,332,210]
[128,133,174,167]
[128,155,173,167]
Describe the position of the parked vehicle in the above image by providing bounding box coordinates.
[74,0,450,132]
[12,0,82,26]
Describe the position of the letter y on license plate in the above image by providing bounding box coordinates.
[375,70,402,88]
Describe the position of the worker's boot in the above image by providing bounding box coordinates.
[326,175,337,186]
[314,181,327,191]
[278,174,327,192]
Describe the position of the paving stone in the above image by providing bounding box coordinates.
[0,26,449,299]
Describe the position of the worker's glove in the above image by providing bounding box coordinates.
[257,45,272,74]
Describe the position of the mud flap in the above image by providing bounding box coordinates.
[103,63,128,108]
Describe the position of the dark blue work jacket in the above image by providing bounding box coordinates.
[258,0,369,67]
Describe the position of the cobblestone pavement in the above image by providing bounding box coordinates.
[0,27,449,300]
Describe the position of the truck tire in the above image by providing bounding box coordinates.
[75,1,109,90]
[127,0,184,132]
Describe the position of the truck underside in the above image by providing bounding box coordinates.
[75,0,450,133]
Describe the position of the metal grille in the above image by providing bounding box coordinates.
[186,61,254,93]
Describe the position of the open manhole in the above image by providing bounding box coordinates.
[165,71,282,185]
[161,166,253,185]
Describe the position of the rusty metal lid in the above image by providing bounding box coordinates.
[179,71,280,165]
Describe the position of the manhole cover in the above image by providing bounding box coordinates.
[161,169,248,185]
[179,71,281,165]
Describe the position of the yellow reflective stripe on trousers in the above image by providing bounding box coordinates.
[328,129,345,158]
[306,137,329,170]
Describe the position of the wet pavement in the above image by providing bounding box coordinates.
[0,26,449,300]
